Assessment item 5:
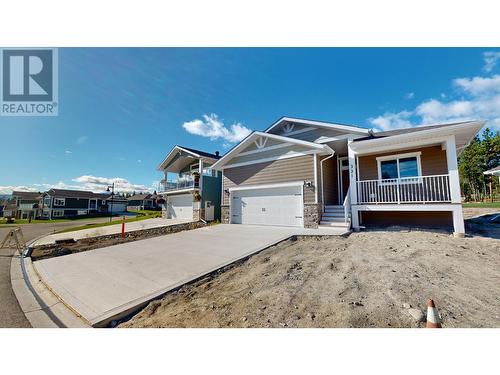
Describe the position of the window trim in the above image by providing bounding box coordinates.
[376,151,422,183]
[52,209,64,217]
[53,197,66,206]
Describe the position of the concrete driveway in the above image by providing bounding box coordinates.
[34,224,297,326]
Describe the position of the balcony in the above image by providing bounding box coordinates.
[356,174,451,204]
[159,177,199,192]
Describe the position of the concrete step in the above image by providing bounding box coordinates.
[322,212,344,218]
[319,221,348,227]
[324,205,343,209]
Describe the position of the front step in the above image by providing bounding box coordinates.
[319,221,349,228]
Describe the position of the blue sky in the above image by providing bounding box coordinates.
[1,48,499,194]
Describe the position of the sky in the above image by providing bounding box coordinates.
[1,48,499,194]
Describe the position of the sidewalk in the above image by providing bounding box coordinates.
[32,218,191,246]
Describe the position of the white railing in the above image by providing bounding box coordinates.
[343,186,351,228]
[159,178,198,192]
[356,174,451,204]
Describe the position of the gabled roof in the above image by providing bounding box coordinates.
[45,189,109,199]
[264,116,370,135]
[157,145,220,171]
[127,193,152,201]
[211,131,334,170]
[12,191,42,200]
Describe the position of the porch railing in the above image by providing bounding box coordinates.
[159,178,198,192]
[356,174,451,204]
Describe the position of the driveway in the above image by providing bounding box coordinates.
[34,224,297,326]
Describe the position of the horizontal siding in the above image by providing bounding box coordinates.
[288,127,346,142]
[223,155,315,204]
[320,154,338,205]
[358,146,448,180]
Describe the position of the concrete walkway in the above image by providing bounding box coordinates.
[34,224,299,326]
[32,218,191,246]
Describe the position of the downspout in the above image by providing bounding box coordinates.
[320,150,336,213]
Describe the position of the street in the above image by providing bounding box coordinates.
[0,217,125,328]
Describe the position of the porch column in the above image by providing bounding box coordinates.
[347,139,360,230]
[452,205,465,237]
[445,135,461,203]
[198,158,203,194]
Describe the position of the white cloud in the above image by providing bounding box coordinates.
[182,113,251,143]
[72,175,150,193]
[483,51,500,73]
[0,185,38,195]
[405,92,415,99]
[0,176,151,195]
[65,150,72,154]
[137,159,142,163]
[369,59,500,131]
[369,110,413,131]
[76,135,89,145]
[453,75,500,96]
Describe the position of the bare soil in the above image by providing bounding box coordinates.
[120,211,500,328]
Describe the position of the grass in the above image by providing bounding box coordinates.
[54,210,162,234]
[462,202,500,208]
[0,215,116,225]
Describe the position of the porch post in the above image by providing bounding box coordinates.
[198,158,203,194]
[348,139,358,205]
[445,135,461,203]
[348,139,360,229]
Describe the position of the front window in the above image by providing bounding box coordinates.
[52,210,64,217]
[377,152,421,181]
[380,159,398,179]
[54,198,65,206]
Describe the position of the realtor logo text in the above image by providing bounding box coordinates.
[1,48,58,116]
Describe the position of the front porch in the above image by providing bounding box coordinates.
[344,131,467,236]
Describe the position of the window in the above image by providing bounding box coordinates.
[54,198,65,206]
[89,199,97,209]
[377,152,421,181]
[52,210,64,217]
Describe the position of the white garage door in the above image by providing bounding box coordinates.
[231,185,303,227]
[168,194,193,220]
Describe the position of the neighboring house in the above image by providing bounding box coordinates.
[211,117,485,236]
[12,191,43,219]
[484,166,500,180]
[39,189,126,219]
[157,145,222,221]
[106,195,128,214]
[127,193,159,211]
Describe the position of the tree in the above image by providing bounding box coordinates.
[458,128,500,201]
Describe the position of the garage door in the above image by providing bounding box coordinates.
[231,185,303,227]
[168,194,193,220]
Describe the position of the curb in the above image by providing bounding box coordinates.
[10,253,90,328]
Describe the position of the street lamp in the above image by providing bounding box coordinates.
[106,183,115,222]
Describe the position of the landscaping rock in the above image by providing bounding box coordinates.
[402,303,411,309]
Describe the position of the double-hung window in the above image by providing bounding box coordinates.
[377,152,422,183]
[54,198,65,206]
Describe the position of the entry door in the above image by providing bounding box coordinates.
[231,185,303,227]
[338,157,350,203]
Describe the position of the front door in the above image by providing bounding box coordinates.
[338,157,350,204]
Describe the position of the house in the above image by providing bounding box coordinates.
[484,166,500,180]
[157,145,222,221]
[211,117,485,236]
[127,193,159,211]
[12,191,43,219]
[39,188,127,219]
